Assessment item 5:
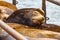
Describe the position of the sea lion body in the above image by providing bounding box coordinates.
[6,8,44,26]
[41,23,60,32]
[0,6,15,21]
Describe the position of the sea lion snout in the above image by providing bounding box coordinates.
[31,11,44,24]
[6,8,45,26]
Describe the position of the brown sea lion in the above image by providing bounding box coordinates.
[6,8,45,27]
[0,1,17,21]
[40,23,60,32]
[5,8,60,32]
[7,23,60,40]
[0,6,15,21]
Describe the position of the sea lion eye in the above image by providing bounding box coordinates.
[33,11,41,16]
[32,11,37,16]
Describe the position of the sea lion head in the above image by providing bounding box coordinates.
[6,8,45,26]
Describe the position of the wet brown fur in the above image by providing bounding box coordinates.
[6,8,44,27]
[8,23,60,38]
[40,23,60,32]
[6,8,60,32]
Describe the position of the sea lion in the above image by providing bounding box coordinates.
[6,8,45,27]
[40,23,60,32]
[0,1,17,21]
[0,1,17,11]
[0,6,15,21]
[7,23,60,40]
[5,8,60,32]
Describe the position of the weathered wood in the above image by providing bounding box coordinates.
[47,0,60,6]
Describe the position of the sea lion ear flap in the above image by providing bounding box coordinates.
[36,8,44,16]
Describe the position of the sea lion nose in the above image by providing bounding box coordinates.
[32,16,44,24]
[32,15,44,20]
[40,17,44,21]
[36,16,44,22]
